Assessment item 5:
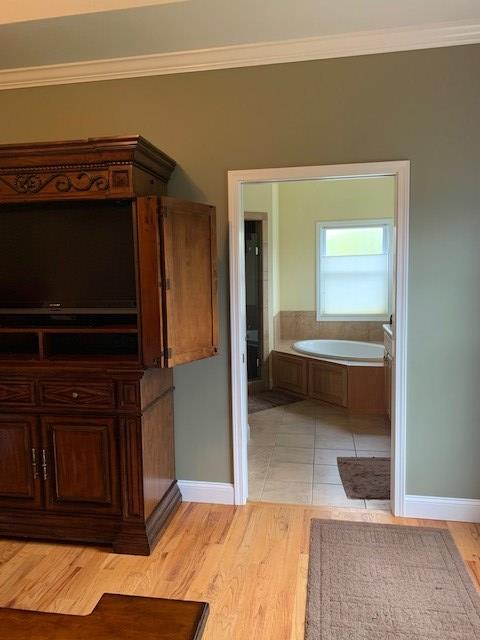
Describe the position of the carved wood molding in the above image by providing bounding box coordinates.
[0,171,109,195]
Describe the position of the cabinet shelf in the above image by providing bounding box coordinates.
[0,332,40,360]
[0,326,139,363]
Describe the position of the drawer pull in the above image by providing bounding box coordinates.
[31,448,39,480]
[72,392,79,399]
[41,449,48,481]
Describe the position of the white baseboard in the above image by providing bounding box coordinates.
[178,480,235,505]
[404,495,480,523]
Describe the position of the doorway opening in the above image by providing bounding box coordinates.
[229,161,409,515]
[244,218,264,386]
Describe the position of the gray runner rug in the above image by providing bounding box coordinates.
[306,519,480,639]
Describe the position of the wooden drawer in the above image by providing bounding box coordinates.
[0,380,35,406]
[39,381,115,409]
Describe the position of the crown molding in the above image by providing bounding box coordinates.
[1,20,479,91]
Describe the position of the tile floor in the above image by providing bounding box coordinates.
[248,399,391,509]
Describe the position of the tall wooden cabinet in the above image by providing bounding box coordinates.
[0,137,218,554]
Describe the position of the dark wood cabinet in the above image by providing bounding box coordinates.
[0,368,179,555]
[0,137,219,554]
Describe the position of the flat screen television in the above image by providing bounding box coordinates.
[0,200,137,314]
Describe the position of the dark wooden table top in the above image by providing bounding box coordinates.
[0,593,209,639]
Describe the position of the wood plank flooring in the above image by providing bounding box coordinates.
[0,502,478,640]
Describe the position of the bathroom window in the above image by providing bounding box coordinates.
[316,219,393,321]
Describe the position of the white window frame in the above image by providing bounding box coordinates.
[316,218,393,322]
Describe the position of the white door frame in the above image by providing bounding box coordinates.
[228,161,410,515]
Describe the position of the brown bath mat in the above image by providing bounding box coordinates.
[305,519,480,640]
[248,389,299,414]
[337,456,390,500]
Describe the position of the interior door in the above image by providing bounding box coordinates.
[41,415,120,514]
[159,196,218,367]
[0,415,42,509]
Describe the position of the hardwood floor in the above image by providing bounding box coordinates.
[0,502,478,639]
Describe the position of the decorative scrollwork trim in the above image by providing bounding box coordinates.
[0,172,109,194]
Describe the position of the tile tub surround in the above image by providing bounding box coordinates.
[248,399,391,508]
[277,311,384,343]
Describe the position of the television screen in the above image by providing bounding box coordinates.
[0,200,137,312]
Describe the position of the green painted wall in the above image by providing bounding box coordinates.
[0,44,479,497]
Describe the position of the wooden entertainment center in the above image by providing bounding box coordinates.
[0,136,218,554]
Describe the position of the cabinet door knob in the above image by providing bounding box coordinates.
[72,391,79,399]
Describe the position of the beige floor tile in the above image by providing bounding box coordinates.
[248,444,274,462]
[249,423,278,436]
[276,432,315,449]
[248,414,282,432]
[351,418,391,435]
[248,420,279,434]
[314,448,355,465]
[312,483,366,508]
[248,457,270,481]
[249,430,277,446]
[313,464,342,484]
[266,460,313,483]
[283,401,317,414]
[261,480,312,505]
[315,431,355,450]
[272,446,314,464]
[354,433,391,451]
[314,422,352,437]
[248,400,391,508]
[281,412,317,427]
[356,450,390,458]
[277,421,316,435]
[292,401,344,417]
[366,500,391,511]
[250,405,285,418]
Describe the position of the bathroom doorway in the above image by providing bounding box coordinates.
[229,161,409,515]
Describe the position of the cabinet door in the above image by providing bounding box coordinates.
[308,360,347,407]
[0,415,42,509]
[159,196,218,367]
[272,351,308,396]
[136,196,164,367]
[41,416,120,514]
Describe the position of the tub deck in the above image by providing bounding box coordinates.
[272,343,385,415]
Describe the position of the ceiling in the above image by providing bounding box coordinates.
[1,0,479,88]
[0,1,187,25]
